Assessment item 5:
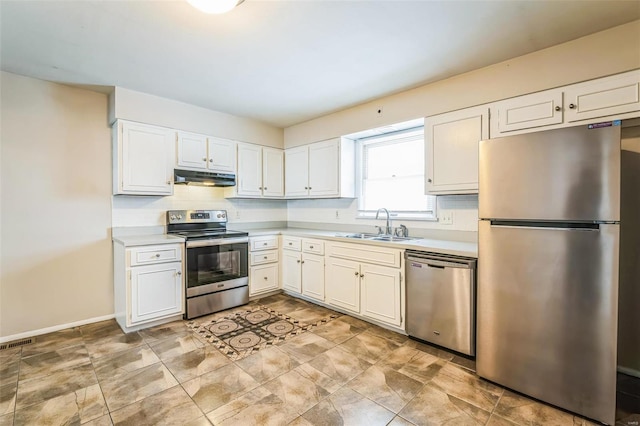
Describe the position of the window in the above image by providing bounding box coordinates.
[356,127,436,220]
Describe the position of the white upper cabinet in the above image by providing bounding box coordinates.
[262,147,285,197]
[308,140,340,197]
[491,89,564,136]
[236,143,263,197]
[284,138,355,199]
[177,131,208,169]
[230,143,284,198]
[490,70,640,137]
[113,120,174,195]
[564,70,640,123]
[208,137,236,173]
[425,105,489,195]
[176,131,236,173]
[284,146,309,197]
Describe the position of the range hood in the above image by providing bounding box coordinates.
[174,169,236,186]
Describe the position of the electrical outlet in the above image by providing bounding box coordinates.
[439,211,453,225]
[235,210,241,219]
[335,210,340,219]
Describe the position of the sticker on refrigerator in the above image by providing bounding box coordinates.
[588,120,621,129]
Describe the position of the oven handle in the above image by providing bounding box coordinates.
[186,237,249,248]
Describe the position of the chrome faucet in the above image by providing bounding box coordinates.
[375,208,392,235]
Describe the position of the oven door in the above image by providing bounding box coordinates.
[185,238,248,297]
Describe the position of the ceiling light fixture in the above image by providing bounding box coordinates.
[187,0,245,14]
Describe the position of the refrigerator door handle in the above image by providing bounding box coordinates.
[489,221,601,232]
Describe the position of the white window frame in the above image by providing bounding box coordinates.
[355,127,437,221]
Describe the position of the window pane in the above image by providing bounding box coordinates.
[358,128,436,217]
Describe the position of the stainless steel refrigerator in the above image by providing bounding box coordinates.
[477,123,630,425]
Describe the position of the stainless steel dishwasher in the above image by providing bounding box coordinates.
[405,250,477,356]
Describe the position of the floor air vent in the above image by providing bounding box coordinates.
[0,337,34,350]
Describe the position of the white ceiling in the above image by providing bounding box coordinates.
[1,1,639,128]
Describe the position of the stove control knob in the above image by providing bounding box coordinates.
[222,213,226,218]
[170,215,176,220]
[177,215,183,220]
[217,214,221,218]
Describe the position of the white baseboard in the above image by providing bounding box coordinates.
[0,314,116,344]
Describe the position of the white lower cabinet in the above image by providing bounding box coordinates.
[360,264,401,326]
[249,235,280,296]
[249,263,279,295]
[130,262,183,324]
[325,257,361,314]
[325,241,403,328]
[113,241,184,333]
[281,237,325,302]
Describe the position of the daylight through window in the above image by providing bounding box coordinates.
[356,128,436,219]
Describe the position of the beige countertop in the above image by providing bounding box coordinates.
[230,227,478,258]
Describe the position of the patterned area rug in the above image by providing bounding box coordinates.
[188,305,339,361]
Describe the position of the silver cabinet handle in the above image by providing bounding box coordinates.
[554,106,561,111]
[263,242,267,246]
[308,187,312,190]
[309,245,314,249]
[427,178,433,183]
[354,271,359,276]
[166,181,171,185]
[301,260,305,264]
[263,256,268,259]
[259,187,263,190]
[264,187,267,190]
[305,186,308,190]
[176,271,182,276]
[155,254,161,258]
[297,259,301,263]
[288,242,293,245]
[263,276,268,280]
[202,157,207,161]
[360,274,364,278]
[569,103,576,109]
[209,159,213,162]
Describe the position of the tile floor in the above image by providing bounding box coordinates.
[1,293,638,426]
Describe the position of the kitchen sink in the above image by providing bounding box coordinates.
[340,233,419,242]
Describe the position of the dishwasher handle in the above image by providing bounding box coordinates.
[405,251,476,270]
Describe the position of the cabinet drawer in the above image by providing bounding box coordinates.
[250,235,279,251]
[128,244,182,267]
[251,249,279,266]
[303,239,325,255]
[328,242,401,268]
[250,263,279,296]
[282,236,302,251]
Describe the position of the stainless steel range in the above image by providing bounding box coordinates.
[166,210,249,319]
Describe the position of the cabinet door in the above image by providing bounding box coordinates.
[285,146,309,197]
[302,253,325,302]
[325,258,360,314]
[425,105,488,194]
[129,262,182,324]
[308,139,339,197]
[207,137,236,173]
[262,148,284,197]
[282,251,302,293]
[565,70,640,123]
[492,89,563,135]
[237,144,263,197]
[176,131,208,170]
[249,263,279,295]
[118,121,174,195]
[360,264,401,326]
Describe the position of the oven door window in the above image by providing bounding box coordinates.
[186,243,248,288]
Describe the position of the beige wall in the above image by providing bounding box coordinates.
[0,72,113,338]
[285,20,640,146]
[110,87,284,148]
